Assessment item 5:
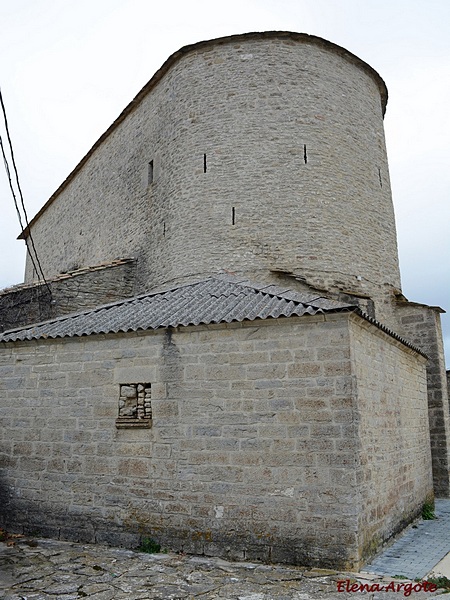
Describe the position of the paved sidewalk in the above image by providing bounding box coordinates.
[363,498,450,580]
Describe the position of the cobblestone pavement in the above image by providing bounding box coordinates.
[0,536,445,599]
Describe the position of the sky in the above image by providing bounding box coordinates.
[0,0,449,362]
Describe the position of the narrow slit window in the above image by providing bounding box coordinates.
[303,144,308,164]
[148,160,154,185]
[203,153,207,173]
[232,207,235,225]
[378,167,382,188]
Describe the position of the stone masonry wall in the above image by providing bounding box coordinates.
[348,315,432,561]
[447,370,450,404]
[396,302,450,496]
[23,33,401,328]
[0,259,136,333]
[0,314,430,568]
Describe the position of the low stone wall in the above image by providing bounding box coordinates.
[0,313,432,569]
[0,259,136,333]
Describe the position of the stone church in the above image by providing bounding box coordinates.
[0,32,448,569]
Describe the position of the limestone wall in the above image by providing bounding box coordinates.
[396,302,450,496]
[0,313,431,568]
[349,315,432,561]
[0,259,136,333]
[23,32,401,327]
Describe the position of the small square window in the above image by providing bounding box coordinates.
[116,383,152,428]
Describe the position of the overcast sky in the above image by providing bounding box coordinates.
[0,0,449,362]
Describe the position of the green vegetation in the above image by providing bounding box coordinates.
[426,576,450,592]
[138,537,161,554]
[422,501,436,520]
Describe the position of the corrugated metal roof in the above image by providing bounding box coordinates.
[0,276,354,342]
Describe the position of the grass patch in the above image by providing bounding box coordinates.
[426,576,450,591]
[422,501,436,520]
[138,537,161,554]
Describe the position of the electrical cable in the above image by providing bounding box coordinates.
[0,87,51,295]
[0,135,47,289]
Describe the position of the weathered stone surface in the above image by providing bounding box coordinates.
[0,313,432,569]
[397,301,450,496]
[0,537,442,599]
[21,33,400,329]
[0,30,446,582]
[0,259,136,333]
[120,386,137,399]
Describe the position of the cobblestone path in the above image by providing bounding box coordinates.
[0,538,446,600]
[0,536,444,599]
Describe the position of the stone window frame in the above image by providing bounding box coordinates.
[116,382,152,429]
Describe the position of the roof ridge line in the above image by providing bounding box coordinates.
[212,275,344,308]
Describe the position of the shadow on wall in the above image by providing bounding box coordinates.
[0,476,13,531]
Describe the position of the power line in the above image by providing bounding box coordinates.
[0,135,45,288]
[0,87,51,295]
